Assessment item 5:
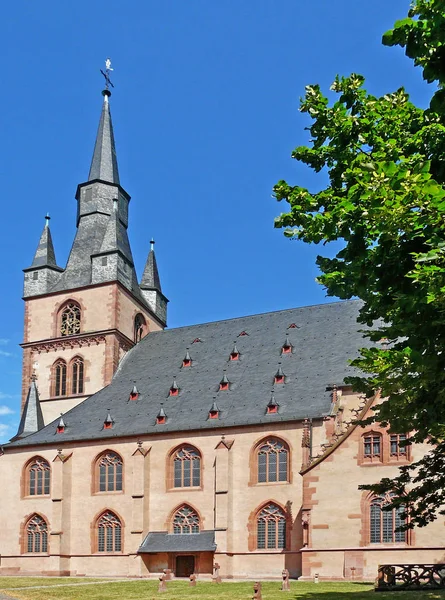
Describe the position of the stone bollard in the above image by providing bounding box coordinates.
[252,581,262,600]
[189,573,197,587]
[212,562,222,583]
[158,573,167,592]
[281,568,290,591]
[314,573,319,584]
[163,568,173,581]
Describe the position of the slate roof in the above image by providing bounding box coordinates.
[8,300,369,448]
[88,92,120,184]
[138,531,216,553]
[26,221,59,270]
[140,246,162,292]
[14,380,44,439]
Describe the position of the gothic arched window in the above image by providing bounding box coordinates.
[70,356,84,395]
[52,359,67,397]
[96,511,122,552]
[25,515,48,553]
[370,494,406,544]
[257,438,289,483]
[171,445,201,488]
[134,313,146,343]
[172,505,200,534]
[60,302,81,336]
[27,458,50,496]
[256,503,286,550]
[95,451,123,493]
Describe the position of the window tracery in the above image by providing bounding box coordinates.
[27,458,50,496]
[25,515,48,553]
[172,446,201,488]
[172,505,200,534]
[256,503,286,550]
[60,302,81,336]
[96,511,122,552]
[369,494,406,544]
[257,439,289,483]
[96,452,123,492]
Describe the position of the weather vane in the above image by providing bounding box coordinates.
[100,58,114,90]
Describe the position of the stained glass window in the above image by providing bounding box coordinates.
[257,439,289,483]
[256,503,286,549]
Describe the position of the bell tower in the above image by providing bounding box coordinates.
[20,73,168,429]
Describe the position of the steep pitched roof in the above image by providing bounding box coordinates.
[28,219,58,269]
[141,241,162,291]
[88,92,120,184]
[7,300,368,447]
[14,380,44,439]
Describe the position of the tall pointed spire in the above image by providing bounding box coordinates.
[15,378,44,439]
[141,239,162,292]
[30,215,57,268]
[88,90,120,185]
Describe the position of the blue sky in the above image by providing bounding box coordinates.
[0,1,432,442]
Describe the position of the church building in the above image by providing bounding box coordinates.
[1,84,444,582]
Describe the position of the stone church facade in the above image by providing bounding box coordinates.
[1,88,444,581]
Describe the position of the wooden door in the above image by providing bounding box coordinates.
[176,555,195,577]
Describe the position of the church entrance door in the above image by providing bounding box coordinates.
[176,555,195,577]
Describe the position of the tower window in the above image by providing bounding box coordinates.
[33,272,39,280]
[101,257,108,266]
[134,313,146,343]
[52,359,67,397]
[71,356,84,395]
[60,302,81,336]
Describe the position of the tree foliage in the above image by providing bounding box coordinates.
[274,0,445,528]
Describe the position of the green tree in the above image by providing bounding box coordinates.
[274,0,445,528]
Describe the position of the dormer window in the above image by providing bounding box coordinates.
[230,343,240,361]
[182,350,192,368]
[274,366,285,384]
[191,338,202,344]
[238,331,249,337]
[219,374,230,391]
[129,385,139,401]
[282,336,292,355]
[156,407,166,425]
[266,395,279,414]
[56,416,65,434]
[288,323,299,329]
[103,412,114,430]
[209,401,219,419]
[169,378,179,396]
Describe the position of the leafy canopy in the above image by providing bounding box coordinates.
[274,0,445,528]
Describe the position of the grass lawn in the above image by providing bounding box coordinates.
[2,580,445,600]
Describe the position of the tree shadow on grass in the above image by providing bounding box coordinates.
[291,582,445,600]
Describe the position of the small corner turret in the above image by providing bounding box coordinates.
[23,215,63,297]
[140,239,168,326]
